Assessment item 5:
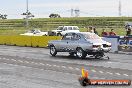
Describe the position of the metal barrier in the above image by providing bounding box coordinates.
[0,35,61,47]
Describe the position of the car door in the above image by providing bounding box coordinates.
[58,33,72,51]
[67,33,80,51]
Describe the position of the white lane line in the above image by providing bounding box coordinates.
[18,60,23,63]
[106,72,113,75]
[92,77,99,79]
[107,62,112,63]
[25,61,29,63]
[68,67,73,70]
[48,64,52,67]
[46,64,52,67]
[61,66,66,68]
[31,62,35,64]
[99,71,104,73]
[39,63,45,65]
[75,68,80,71]
[40,69,44,71]
[5,58,10,60]
[123,74,129,76]
[2,58,6,60]
[56,65,60,68]
[53,65,57,67]
[11,59,16,61]
[91,69,96,72]
[34,63,39,65]
[115,73,121,75]
[46,64,50,66]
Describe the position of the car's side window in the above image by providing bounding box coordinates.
[71,33,80,40]
[62,33,72,40]
[68,27,72,30]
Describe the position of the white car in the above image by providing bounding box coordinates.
[20,29,48,36]
[51,26,80,36]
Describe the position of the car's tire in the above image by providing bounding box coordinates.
[95,52,104,59]
[50,45,57,56]
[76,48,87,59]
[57,33,62,36]
[95,55,102,59]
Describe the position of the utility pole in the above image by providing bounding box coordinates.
[71,8,74,17]
[26,0,29,27]
[74,8,80,17]
[22,0,34,29]
[119,0,122,16]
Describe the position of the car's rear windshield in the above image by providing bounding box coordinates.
[83,33,100,39]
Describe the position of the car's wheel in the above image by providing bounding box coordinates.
[57,33,62,36]
[95,55,102,59]
[76,48,87,59]
[50,45,57,56]
[95,52,104,59]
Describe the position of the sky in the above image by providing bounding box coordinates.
[0,0,132,19]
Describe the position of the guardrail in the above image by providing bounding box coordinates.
[0,35,61,47]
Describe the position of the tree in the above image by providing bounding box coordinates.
[0,14,7,19]
[49,13,61,18]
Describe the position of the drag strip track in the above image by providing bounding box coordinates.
[0,45,132,88]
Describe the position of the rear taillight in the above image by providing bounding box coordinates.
[103,44,111,47]
[107,45,111,47]
[93,45,100,48]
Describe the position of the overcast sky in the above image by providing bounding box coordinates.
[1,0,132,19]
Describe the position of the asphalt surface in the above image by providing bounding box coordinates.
[0,45,131,88]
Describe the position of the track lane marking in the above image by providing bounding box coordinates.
[18,60,23,63]
[0,58,130,78]
[75,68,80,71]
[115,73,121,75]
[25,61,29,63]
[68,67,73,70]
[11,59,16,61]
[99,71,103,73]
[106,72,113,75]
[61,66,66,68]
[39,63,45,65]
[91,69,96,72]
[123,74,129,76]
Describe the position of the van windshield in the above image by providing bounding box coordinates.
[57,27,63,30]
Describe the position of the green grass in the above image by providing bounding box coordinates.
[0,17,131,36]
[0,27,126,36]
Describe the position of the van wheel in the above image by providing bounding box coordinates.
[50,45,57,56]
[57,33,62,36]
[76,48,87,59]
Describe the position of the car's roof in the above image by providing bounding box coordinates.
[70,32,96,35]
[66,32,96,36]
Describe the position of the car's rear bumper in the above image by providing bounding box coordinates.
[85,47,111,53]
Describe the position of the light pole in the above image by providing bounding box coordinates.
[26,0,29,27]
[22,0,34,29]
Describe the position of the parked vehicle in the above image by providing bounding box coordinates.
[50,26,80,36]
[20,29,48,36]
[48,32,111,59]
